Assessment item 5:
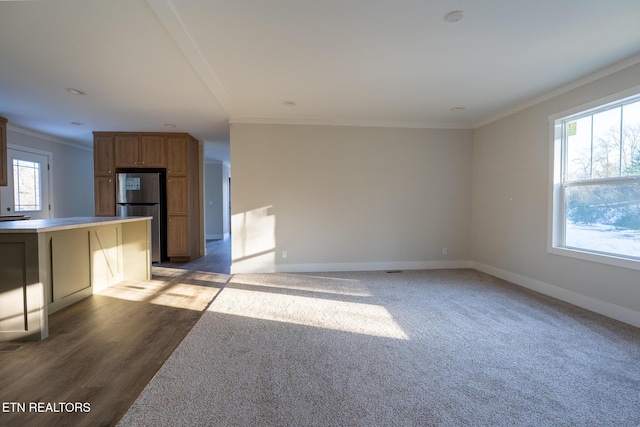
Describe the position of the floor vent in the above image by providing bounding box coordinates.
[0,344,22,352]
[385,270,404,274]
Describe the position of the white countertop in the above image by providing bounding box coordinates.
[0,216,152,233]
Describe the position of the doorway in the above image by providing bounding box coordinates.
[0,147,52,219]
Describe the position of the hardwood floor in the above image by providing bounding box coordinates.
[158,237,232,274]
[0,238,231,427]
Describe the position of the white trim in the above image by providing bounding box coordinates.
[229,256,640,327]
[546,86,640,271]
[6,144,55,218]
[145,0,236,116]
[229,117,472,130]
[549,247,640,272]
[206,234,225,240]
[8,143,53,158]
[231,259,473,274]
[472,262,640,328]
[475,53,640,128]
[548,83,640,123]
[7,124,92,152]
[230,54,640,132]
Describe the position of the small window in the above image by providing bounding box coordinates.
[550,91,640,268]
[13,158,42,212]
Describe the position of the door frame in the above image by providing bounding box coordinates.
[2,144,54,218]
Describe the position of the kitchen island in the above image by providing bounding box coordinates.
[0,216,151,341]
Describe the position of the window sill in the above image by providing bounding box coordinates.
[549,246,640,272]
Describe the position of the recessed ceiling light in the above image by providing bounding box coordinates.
[70,121,85,126]
[164,123,177,128]
[444,10,464,23]
[282,101,297,107]
[66,88,86,95]
[450,107,466,112]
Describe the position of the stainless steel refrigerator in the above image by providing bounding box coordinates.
[116,172,163,262]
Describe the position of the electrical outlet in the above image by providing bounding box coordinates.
[282,250,287,259]
[442,247,448,256]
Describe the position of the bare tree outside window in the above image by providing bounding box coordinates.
[559,98,640,259]
[13,159,41,212]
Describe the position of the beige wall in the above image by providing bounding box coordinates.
[231,124,473,272]
[472,62,640,324]
[230,61,640,326]
[205,161,231,240]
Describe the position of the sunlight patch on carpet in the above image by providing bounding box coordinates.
[210,285,409,340]
[230,273,372,297]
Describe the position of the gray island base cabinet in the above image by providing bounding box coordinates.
[0,217,151,341]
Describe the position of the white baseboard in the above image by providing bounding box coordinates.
[229,257,640,328]
[472,262,640,328]
[206,234,225,240]
[230,259,473,274]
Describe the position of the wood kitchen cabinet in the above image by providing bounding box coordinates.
[165,135,200,261]
[0,117,7,187]
[167,176,188,215]
[93,135,115,216]
[94,136,115,176]
[94,176,116,216]
[114,134,166,168]
[167,215,189,257]
[167,136,188,176]
[93,131,201,261]
[166,175,189,257]
[140,135,166,167]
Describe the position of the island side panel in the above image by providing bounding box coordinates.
[90,223,123,293]
[121,218,151,282]
[0,233,47,341]
[48,228,93,314]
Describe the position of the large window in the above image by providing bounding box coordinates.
[550,89,640,269]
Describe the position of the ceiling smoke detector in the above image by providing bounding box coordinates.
[444,10,464,23]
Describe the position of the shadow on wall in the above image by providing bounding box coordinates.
[232,205,276,271]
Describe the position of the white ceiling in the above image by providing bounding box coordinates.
[2,0,640,164]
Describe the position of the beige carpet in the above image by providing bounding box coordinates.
[118,269,640,426]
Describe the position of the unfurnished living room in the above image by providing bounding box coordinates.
[1,1,640,426]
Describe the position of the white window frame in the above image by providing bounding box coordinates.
[548,85,640,271]
[13,158,43,212]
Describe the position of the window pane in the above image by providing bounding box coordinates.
[591,107,621,178]
[566,116,592,181]
[622,101,640,176]
[13,159,41,212]
[565,181,640,259]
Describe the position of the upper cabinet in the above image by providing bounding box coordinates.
[94,135,115,176]
[140,135,166,167]
[167,136,188,176]
[0,117,7,187]
[114,134,166,168]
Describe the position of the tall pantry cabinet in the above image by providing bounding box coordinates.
[93,135,116,216]
[92,131,201,262]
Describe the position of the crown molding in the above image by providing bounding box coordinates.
[229,117,473,130]
[473,52,640,128]
[7,124,92,152]
[146,0,236,116]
